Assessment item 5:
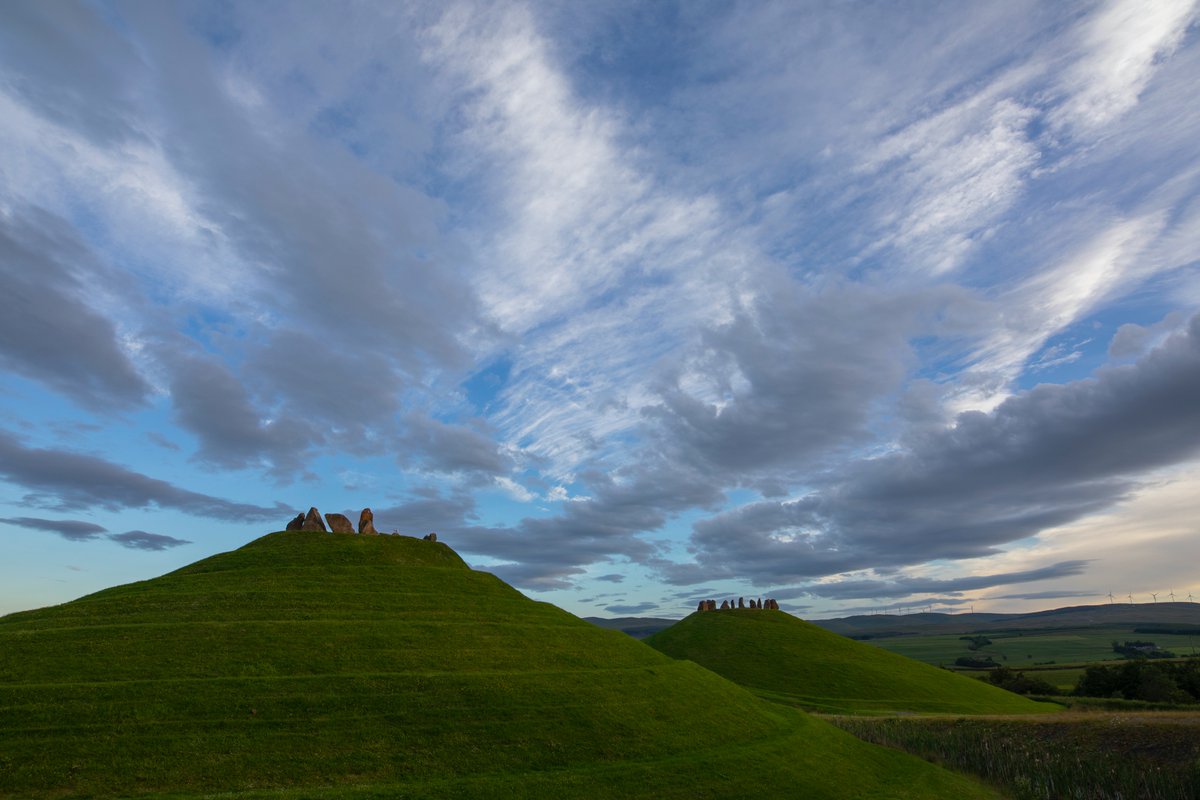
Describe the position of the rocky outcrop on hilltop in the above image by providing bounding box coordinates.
[280,507,441,545]
[696,597,780,612]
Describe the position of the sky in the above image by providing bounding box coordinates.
[2,0,1200,621]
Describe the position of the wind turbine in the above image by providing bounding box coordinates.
[1128,593,1134,604]
[1189,593,1196,603]
[1107,592,1115,604]
[1169,590,1176,602]
[1151,593,1158,603]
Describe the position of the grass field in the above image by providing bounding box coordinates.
[645,609,1056,715]
[0,531,1001,799]
[866,627,1200,668]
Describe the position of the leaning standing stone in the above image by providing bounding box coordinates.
[301,507,327,532]
[325,513,355,533]
[285,513,305,531]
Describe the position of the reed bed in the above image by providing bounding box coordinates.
[829,713,1200,800]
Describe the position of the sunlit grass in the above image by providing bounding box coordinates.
[0,531,1000,799]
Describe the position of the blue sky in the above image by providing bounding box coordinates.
[2,0,1200,620]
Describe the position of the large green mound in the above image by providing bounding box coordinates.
[0,532,999,799]
[646,608,1059,715]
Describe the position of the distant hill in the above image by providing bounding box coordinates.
[0,531,999,799]
[816,602,1200,639]
[646,608,1057,715]
[584,615,679,638]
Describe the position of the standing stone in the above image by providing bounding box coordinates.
[720,599,730,610]
[358,508,378,535]
[325,513,354,534]
[697,600,706,612]
[285,513,305,531]
[706,599,717,611]
[301,507,327,532]
[424,532,437,542]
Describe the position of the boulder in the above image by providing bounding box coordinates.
[285,513,305,531]
[423,532,437,542]
[325,513,355,534]
[358,508,378,535]
[301,507,327,532]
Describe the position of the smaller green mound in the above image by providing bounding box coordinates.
[646,610,1059,715]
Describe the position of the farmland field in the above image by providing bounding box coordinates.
[864,627,1200,668]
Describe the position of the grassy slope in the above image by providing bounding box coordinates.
[0,532,999,799]
[646,609,1058,715]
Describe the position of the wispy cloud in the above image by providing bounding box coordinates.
[1053,0,1198,134]
[108,530,191,551]
[0,516,107,542]
[0,430,288,521]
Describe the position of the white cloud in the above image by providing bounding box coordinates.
[0,88,254,307]
[495,476,536,503]
[421,4,775,476]
[1054,0,1198,134]
[951,212,1168,412]
[861,95,1040,275]
[425,4,721,334]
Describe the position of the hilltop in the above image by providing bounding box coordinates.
[0,530,1000,799]
[646,607,1057,715]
